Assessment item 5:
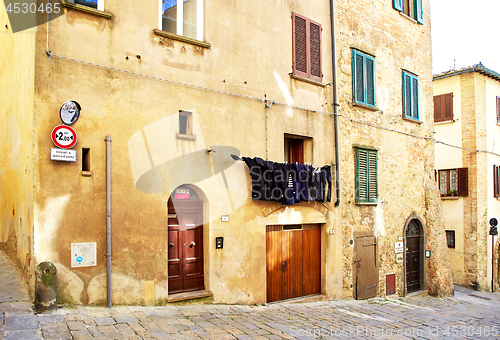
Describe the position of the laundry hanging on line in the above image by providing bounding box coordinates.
[242,157,332,205]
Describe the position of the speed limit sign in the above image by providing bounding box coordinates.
[51,125,78,149]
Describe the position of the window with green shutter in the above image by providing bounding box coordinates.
[355,148,378,203]
[352,50,376,108]
[393,0,423,24]
[402,71,419,120]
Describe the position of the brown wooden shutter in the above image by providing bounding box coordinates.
[434,95,442,122]
[309,21,322,82]
[457,167,468,197]
[495,165,500,198]
[444,93,453,121]
[434,93,453,122]
[497,97,500,124]
[293,13,308,78]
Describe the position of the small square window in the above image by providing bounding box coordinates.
[446,230,455,248]
[160,0,204,41]
[176,111,196,140]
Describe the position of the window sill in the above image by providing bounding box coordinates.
[290,74,326,87]
[355,201,378,206]
[176,133,197,141]
[153,30,211,49]
[435,119,455,125]
[353,102,379,112]
[441,196,459,200]
[399,12,420,24]
[81,171,92,177]
[402,117,423,124]
[61,1,112,19]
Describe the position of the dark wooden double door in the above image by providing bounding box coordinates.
[406,236,420,293]
[168,200,204,294]
[266,224,321,303]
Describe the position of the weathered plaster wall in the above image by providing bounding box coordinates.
[0,5,36,295]
[335,0,452,297]
[32,0,338,305]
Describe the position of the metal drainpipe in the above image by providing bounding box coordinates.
[330,0,340,207]
[105,136,112,308]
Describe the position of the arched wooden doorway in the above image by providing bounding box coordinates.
[167,186,204,294]
[405,218,424,294]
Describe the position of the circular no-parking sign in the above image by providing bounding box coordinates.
[51,125,78,149]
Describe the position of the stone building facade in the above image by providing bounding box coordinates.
[1,0,452,306]
[434,64,500,291]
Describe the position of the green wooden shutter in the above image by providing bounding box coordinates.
[402,71,419,120]
[411,76,419,119]
[353,52,365,104]
[293,13,308,78]
[356,148,377,202]
[309,21,322,81]
[393,0,403,12]
[402,72,411,118]
[356,148,368,202]
[368,151,378,202]
[415,0,423,24]
[366,56,375,106]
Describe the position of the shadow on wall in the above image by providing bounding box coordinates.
[128,110,249,223]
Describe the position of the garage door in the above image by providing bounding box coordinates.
[266,224,321,303]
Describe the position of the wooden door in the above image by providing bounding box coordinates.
[168,200,204,294]
[266,224,321,303]
[354,235,378,300]
[406,236,420,293]
[289,140,304,164]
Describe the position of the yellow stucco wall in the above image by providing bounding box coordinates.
[31,0,342,305]
[0,3,36,294]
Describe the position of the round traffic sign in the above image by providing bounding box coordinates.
[51,125,78,149]
[490,218,498,227]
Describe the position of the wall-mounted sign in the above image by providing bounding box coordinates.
[51,125,77,149]
[174,188,190,200]
[71,242,96,268]
[396,254,403,263]
[395,242,404,253]
[50,148,77,162]
[425,250,431,258]
[60,100,81,125]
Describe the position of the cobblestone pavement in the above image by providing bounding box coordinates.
[1,252,500,339]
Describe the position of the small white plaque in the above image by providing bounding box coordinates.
[71,242,97,268]
[395,242,404,253]
[396,254,404,263]
[51,148,77,162]
[221,215,229,222]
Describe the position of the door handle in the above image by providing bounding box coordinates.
[190,242,196,247]
[169,242,174,248]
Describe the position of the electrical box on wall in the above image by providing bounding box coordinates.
[71,242,97,268]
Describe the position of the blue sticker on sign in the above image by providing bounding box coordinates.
[76,256,83,263]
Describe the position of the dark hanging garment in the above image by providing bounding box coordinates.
[243,157,265,200]
[283,164,296,205]
[273,162,286,202]
[308,165,320,201]
[295,163,309,202]
[254,157,273,201]
[322,165,332,202]
[263,160,277,201]
[315,167,325,203]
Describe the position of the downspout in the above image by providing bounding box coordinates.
[330,0,340,207]
[105,136,112,307]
